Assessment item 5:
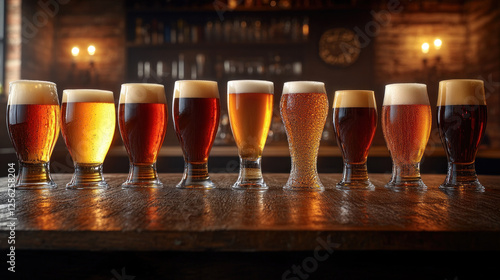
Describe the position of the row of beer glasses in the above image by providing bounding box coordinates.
[7,79,486,191]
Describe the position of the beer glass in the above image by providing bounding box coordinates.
[118,83,167,188]
[437,79,487,191]
[280,81,328,191]
[227,80,273,190]
[333,90,377,190]
[173,80,220,189]
[7,80,60,189]
[61,89,115,189]
[382,83,431,191]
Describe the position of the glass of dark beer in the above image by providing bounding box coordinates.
[61,89,116,189]
[437,79,487,191]
[173,80,220,189]
[118,83,167,188]
[280,81,328,191]
[7,80,60,189]
[382,83,431,191]
[333,90,377,190]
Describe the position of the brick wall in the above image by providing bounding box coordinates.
[51,0,126,96]
[4,0,21,95]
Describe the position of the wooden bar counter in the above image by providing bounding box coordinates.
[1,173,500,278]
[2,173,500,251]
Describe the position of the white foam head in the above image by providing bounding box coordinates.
[282,81,326,94]
[62,89,114,103]
[438,79,486,106]
[8,80,59,105]
[383,83,429,105]
[227,80,274,94]
[120,83,166,104]
[333,90,376,108]
[173,80,219,98]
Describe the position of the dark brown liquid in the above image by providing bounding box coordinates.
[119,103,167,164]
[437,105,487,163]
[333,107,377,164]
[173,97,220,163]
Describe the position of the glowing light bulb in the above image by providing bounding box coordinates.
[434,38,442,50]
[71,47,79,57]
[87,45,96,56]
[421,42,430,54]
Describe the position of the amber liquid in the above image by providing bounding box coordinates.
[333,107,377,164]
[173,97,220,163]
[228,92,273,159]
[7,104,60,163]
[119,103,167,164]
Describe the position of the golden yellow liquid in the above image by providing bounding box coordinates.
[228,93,273,158]
[280,93,328,184]
[61,102,116,164]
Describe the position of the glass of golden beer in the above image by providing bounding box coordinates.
[228,80,273,190]
[61,89,116,189]
[7,80,60,189]
[333,90,377,190]
[382,83,431,191]
[118,83,167,188]
[437,79,487,191]
[173,80,220,189]
[280,81,328,191]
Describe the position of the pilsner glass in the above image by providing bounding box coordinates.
[280,81,328,191]
[173,80,220,189]
[437,79,487,191]
[228,80,273,190]
[61,89,115,189]
[7,80,60,189]
[118,83,167,188]
[382,83,431,191]
[333,90,377,190]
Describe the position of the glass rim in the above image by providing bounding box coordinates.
[227,80,274,95]
[282,81,326,94]
[9,79,56,86]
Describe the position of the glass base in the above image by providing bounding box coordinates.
[15,162,57,190]
[66,163,109,190]
[121,163,163,188]
[232,158,268,191]
[283,179,324,191]
[439,162,485,192]
[385,180,427,192]
[336,162,375,190]
[176,162,215,189]
[336,180,375,191]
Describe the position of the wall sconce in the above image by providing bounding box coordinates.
[69,44,98,86]
[421,38,443,80]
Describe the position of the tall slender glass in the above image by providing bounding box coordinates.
[7,80,60,189]
[61,89,115,189]
[280,81,328,191]
[333,90,377,190]
[173,80,220,189]
[118,83,167,188]
[382,83,431,191]
[437,79,487,191]
[227,80,273,190]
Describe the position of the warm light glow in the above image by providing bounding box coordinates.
[434,38,442,50]
[421,42,430,54]
[71,47,79,57]
[87,45,96,56]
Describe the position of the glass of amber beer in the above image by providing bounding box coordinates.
[280,81,328,191]
[118,83,167,188]
[228,80,273,190]
[437,79,487,191]
[173,80,220,189]
[61,89,115,189]
[7,80,60,189]
[382,83,431,191]
[333,90,377,190]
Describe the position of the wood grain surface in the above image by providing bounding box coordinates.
[1,173,500,252]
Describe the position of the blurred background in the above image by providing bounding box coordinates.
[0,0,499,176]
